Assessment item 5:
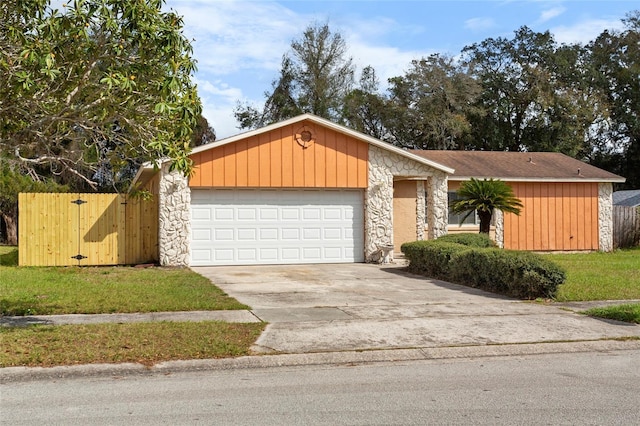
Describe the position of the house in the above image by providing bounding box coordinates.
[132,114,624,267]
[613,190,640,207]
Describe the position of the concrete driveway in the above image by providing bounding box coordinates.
[193,263,640,354]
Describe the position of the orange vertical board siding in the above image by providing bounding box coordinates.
[236,139,249,187]
[189,121,369,189]
[314,127,326,187]
[325,130,337,187]
[271,132,282,187]
[258,132,271,186]
[303,131,316,187]
[223,144,236,186]
[246,135,260,187]
[539,183,549,251]
[292,130,306,187]
[335,133,348,187]
[357,140,369,187]
[211,145,225,186]
[503,182,600,251]
[281,131,294,186]
[547,183,557,250]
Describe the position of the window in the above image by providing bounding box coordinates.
[448,192,479,225]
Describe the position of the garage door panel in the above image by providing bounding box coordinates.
[190,189,364,265]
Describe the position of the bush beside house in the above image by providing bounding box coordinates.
[401,234,565,299]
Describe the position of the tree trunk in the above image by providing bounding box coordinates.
[478,210,492,234]
[1,211,18,246]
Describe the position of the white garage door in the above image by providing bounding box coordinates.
[190,189,364,266]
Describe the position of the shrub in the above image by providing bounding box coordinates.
[450,249,565,299]
[401,240,566,299]
[436,233,497,248]
[401,240,469,278]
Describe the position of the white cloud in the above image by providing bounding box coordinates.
[464,17,496,32]
[539,6,566,23]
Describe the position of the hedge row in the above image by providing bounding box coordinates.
[400,235,565,299]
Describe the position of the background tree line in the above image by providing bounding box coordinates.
[236,13,640,189]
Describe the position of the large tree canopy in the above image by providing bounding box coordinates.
[0,0,201,191]
[588,11,640,188]
[234,23,355,129]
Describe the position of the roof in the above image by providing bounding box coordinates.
[613,190,640,207]
[411,150,625,183]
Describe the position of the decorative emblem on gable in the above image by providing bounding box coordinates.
[295,126,315,149]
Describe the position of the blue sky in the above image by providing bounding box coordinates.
[164,0,636,139]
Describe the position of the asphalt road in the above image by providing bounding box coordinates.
[2,350,639,425]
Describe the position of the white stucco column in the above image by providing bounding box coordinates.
[158,163,191,266]
[598,182,614,252]
[426,172,448,240]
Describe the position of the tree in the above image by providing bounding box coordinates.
[341,66,389,140]
[588,11,640,188]
[234,22,354,129]
[384,54,480,149]
[0,0,201,192]
[462,27,597,156]
[191,115,216,147]
[450,178,523,234]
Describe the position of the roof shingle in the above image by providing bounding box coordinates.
[410,150,625,182]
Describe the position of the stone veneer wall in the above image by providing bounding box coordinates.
[493,209,504,248]
[416,181,426,241]
[598,182,614,252]
[366,146,448,262]
[158,163,191,266]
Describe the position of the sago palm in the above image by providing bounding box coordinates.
[450,178,523,234]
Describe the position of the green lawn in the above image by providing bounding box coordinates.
[1,246,264,368]
[582,304,640,324]
[550,247,640,302]
[1,321,266,367]
[0,246,249,315]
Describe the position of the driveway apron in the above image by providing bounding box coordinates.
[192,263,640,354]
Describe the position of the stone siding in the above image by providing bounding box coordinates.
[493,209,504,248]
[598,182,614,252]
[366,146,448,262]
[158,164,191,266]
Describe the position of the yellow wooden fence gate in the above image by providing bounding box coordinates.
[18,193,158,266]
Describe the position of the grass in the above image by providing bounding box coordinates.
[582,304,640,324]
[0,246,249,316]
[0,321,266,367]
[549,247,640,302]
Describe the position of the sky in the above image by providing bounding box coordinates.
[162,0,636,139]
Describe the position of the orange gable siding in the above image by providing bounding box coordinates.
[190,121,369,188]
[503,182,599,251]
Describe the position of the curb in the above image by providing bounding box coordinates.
[3,339,639,383]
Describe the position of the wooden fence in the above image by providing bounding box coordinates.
[613,205,640,249]
[18,193,158,266]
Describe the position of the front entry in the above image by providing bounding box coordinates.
[393,180,418,252]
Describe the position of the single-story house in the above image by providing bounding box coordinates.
[613,190,640,207]
[132,114,625,267]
